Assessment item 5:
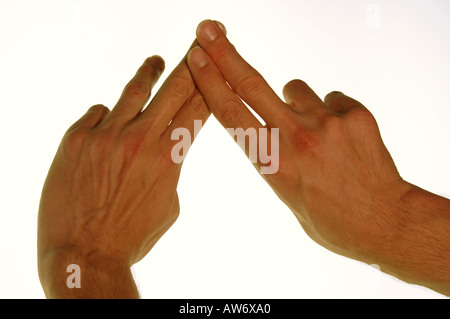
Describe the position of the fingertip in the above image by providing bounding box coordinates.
[196,19,227,43]
[196,19,227,37]
[146,55,165,73]
[282,79,309,101]
[213,20,227,36]
[324,91,345,105]
[187,46,208,69]
[88,104,109,113]
[284,79,309,90]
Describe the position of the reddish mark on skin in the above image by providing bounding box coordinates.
[291,128,319,154]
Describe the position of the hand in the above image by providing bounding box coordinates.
[38,43,210,298]
[187,20,450,295]
[187,19,408,258]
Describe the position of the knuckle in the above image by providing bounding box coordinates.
[189,93,209,117]
[235,73,266,98]
[217,99,243,126]
[119,126,149,156]
[345,106,375,126]
[63,128,89,150]
[214,45,236,67]
[278,108,298,127]
[321,113,344,133]
[67,104,110,131]
[91,129,117,149]
[167,75,193,97]
[62,126,121,160]
[124,80,150,98]
[281,111,302,134]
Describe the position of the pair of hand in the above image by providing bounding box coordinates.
[37,20,450,298]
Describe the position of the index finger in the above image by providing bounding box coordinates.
[195,20,286,127]
[187,46,262,131]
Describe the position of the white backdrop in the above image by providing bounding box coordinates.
[0,0,449,298]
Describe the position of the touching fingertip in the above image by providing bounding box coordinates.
[214,20,227,36]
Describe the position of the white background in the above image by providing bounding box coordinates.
[0,0,449,298]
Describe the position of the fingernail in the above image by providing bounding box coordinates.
[214,20,227,36]
[196,20,218,42]
[149,55,165,71]
[188,47,208,68]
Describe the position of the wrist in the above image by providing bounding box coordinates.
[38,248,138,299]
[368,182,450,295]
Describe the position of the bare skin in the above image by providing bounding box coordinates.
[187,20,450,296]
[37,41,210,298]
[38,20,450,298]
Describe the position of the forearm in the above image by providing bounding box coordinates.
[38,251,139,299]
[370,183,450,296]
